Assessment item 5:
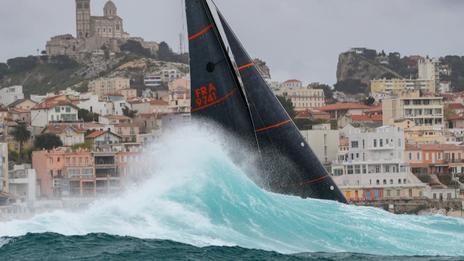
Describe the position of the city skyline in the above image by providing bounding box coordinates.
[0,0,463,84]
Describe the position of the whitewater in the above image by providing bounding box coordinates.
[0,123,463,256]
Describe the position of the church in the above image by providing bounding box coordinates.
[46,0,130,56]
[76,0,127,40]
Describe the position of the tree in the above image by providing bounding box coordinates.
[276,95,296,118]
[78,108,99,122]
[34,133,63,150]
[122,106,138,118]
[363,96,376,106]
[11,121,31,163]
[313,84,335,104]
[334,79,368,94]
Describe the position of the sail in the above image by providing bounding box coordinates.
[216,10,347,202]
[185,0,256,142]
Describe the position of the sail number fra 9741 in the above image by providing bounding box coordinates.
[195,83,217,107]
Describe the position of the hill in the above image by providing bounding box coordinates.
[336,48,464,94]
[0,41,189,96]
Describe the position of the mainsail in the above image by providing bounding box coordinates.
[186,0,347,203]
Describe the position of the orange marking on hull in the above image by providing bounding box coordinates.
[255,119,291,133]
[191,87,238,112]
[189,24,214,41]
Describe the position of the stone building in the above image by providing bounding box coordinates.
[47,0,129,56]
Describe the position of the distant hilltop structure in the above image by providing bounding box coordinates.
[46,0,158,57]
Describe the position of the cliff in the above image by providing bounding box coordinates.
[336,51,403,86]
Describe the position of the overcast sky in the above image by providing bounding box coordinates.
[0,0,463,84]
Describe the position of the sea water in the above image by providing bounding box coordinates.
[0,124,463,260]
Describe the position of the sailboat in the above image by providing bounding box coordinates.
[186,0,347,203]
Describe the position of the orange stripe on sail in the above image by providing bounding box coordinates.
[238,63,254,71]
[255,119,291,133]
[191,87,238,113]
[298,175,330,186]
[189,24,214,41]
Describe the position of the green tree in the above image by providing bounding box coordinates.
[11,121,31,163]
[78,108,99,122]
[363,96,376,106]
[334,79,368,94]
[34,133,63,150]
[122,106,138,118]
[276,95,296,118]
[313,84,335,104]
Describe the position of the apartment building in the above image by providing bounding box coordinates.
[88,77,131,97]
[331,125,426,202]
[382,92,444,131]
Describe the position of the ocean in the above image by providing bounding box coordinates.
[1,125,463,260]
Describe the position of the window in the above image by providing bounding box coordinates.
[380,139,383,147]
[390,179,393,185]
[351,141,359,148]
[55,107,60,113]
[66,106,71,113]
[409,153,412,160]
[374,139,377,147]
[397,190,401,196]
[355,165,361,174]
[347,166,353,174]
[68,169,80,177]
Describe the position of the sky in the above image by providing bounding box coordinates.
[0,0,463,85]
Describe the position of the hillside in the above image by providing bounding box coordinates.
[336,48,464,94]
[0,42,189,96]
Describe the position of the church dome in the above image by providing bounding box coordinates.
[104,0,117,17]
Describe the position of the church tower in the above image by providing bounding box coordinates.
[104,0,117,17]
[76,0,91,39]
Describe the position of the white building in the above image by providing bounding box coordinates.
[418,57,440,88]
[0,85,25,106]
[300,127,339,166]
[331,125,426,201]
[144,75,163,88]
[77,93,111,115]
[276,86,325,111]
[281,79,303,89]
[8,164,37,203]
[31,100,79,128]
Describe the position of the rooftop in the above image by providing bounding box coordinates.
[318,103,371,111]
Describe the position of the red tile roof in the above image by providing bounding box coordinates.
[318,103,371,111]
[32,96,78,110]
[448,103,464,110]
[86,130,122,139]
[350,114,383,122]
[283,79,302,84]
[43,124,86,134]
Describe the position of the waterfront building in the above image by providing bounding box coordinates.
[0,143,8,193]
[300,128,339,166]
[32,148,96,198]
[0,86,25,107]
[331,125,426,202]
[8,164,37,203]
